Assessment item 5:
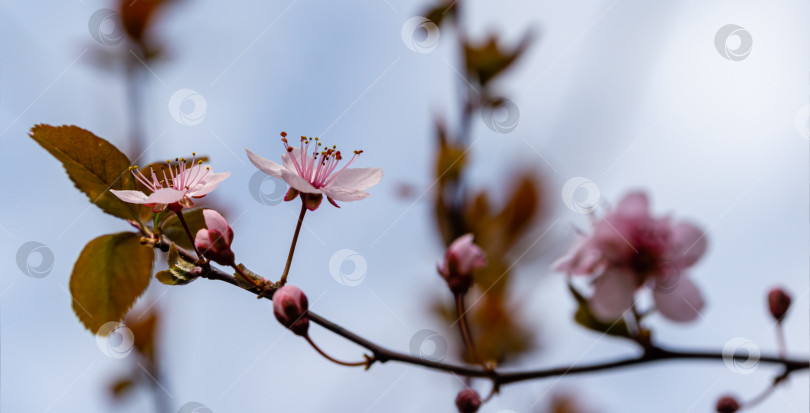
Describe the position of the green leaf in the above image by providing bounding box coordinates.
[568,281,631,338]
[70,232,154,334]
[234,264,264,290]
[155,243,199,286]
[159,208,207,249]
[29,125,143,221]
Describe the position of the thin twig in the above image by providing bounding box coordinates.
[156,236,810,388]
[280,198,307,285]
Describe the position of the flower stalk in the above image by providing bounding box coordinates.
[280,197,308,285]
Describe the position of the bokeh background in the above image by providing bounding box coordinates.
[1,0,808,412]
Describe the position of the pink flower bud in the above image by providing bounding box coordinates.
[455,388,482,413]
[273,285,309,336]
[194,209,235,265]
[768,287,792,322]
[438,234,487,295]
[715,395,740,413]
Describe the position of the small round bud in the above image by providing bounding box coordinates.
[438,234,487,295]
[715,395,740,413]
[768,287,792,322]
[273,285,309,336]
[194,210,235,266]
[455,388,482,413]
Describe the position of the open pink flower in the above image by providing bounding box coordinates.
[245,132,382,210]
[111,155,230,212]
[194,209,234,265]
[438,234,488,295]
[554,191,707,322]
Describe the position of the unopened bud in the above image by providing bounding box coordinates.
[194,209,235,265]
[767,287,792,322]
[437,234,487,295]
[455,388,482,413]
[273,285,309,336]
[715,395,740,413]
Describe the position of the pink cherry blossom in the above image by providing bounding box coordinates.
[438,234,488,295]
[245,132,382,210]
[110,155,230,212]
[554,191,707,322]
[194,209,234,265]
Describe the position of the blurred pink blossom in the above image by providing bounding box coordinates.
[554,191,707,322]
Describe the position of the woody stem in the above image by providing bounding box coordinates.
[280,197,308,285]
[174,210,203,261]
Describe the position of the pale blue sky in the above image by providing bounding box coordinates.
[1,0,808,412]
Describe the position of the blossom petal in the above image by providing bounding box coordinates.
[110,190,150,204]
[246,149,285,179]
[281,169,319,193]
[615,191,650,219]
[447,234,487,275]
[552,235,603,275]
[329,168,383,191]
[589,268,637,322]
[666,221,707,268]
[281,147,306,177]
[191,171,230,198]
[321,187,369,202]
[195,229,213,251]
[653,276,704,322]
[145,188,186,204]
[202,209,232,244]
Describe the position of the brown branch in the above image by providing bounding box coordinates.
[156,238,810,388]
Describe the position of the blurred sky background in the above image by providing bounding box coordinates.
[1,0,809,412]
